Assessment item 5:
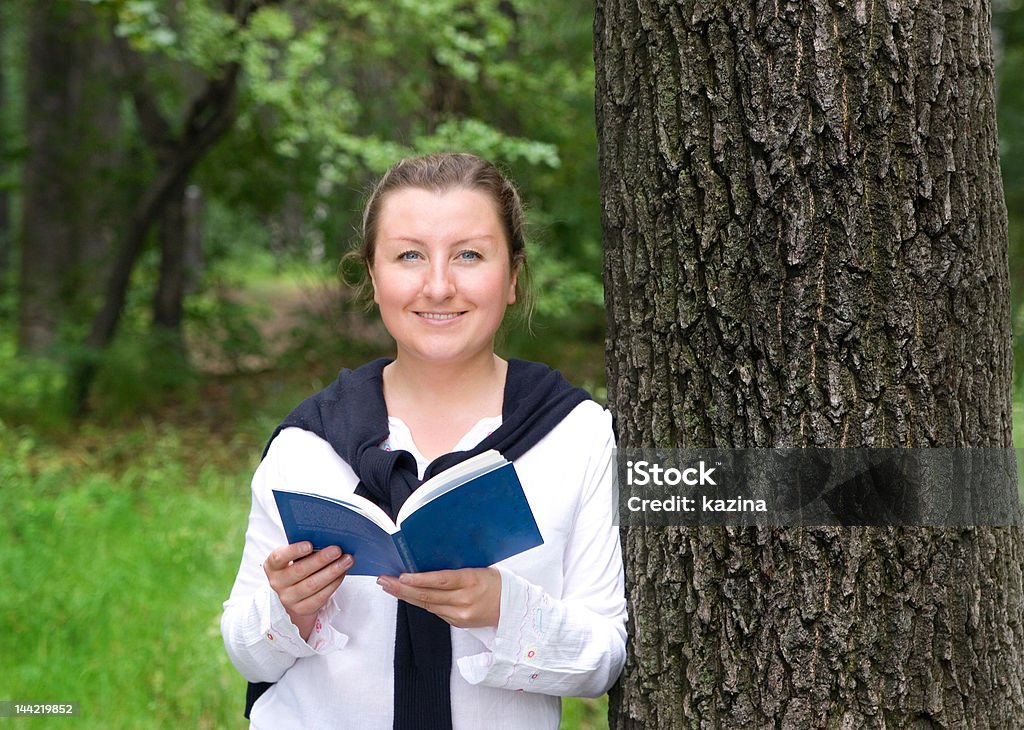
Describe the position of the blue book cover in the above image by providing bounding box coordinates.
[272,451,544,576]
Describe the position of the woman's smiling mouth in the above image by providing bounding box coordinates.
[416,312,465,320]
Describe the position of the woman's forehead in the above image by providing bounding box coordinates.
[376,187,505,243]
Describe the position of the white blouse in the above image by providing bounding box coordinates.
[221,399,626,730]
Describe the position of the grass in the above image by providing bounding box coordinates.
[560,696,609,730]
[0,418,256,729]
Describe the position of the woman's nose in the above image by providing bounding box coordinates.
[422,260,456,299]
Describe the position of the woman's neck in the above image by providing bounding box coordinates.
[381,353,508,461]
[383,353,507,418]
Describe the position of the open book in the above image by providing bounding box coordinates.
[272,450,544,576]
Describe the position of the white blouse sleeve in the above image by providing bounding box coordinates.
[456,408,627,696]
[220,434,350,683]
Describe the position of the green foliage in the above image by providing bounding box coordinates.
[0,337,68,428]
[91,326,199,417]
[188,0,606,354]
[995,3,1024,383]
[186,289,272,374]
[529,239,605,320]
[114,2,178,50]
[414,118,559,168]
[177,0,240,70]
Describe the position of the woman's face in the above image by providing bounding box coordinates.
[369,186,517,368]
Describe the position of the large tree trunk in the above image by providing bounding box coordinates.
[595,0,1024,727]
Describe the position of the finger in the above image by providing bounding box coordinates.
[282,554,354,609]
[290,571,348,616]
[382,587,440,618]
[285,546,345,583]
[396,570,459,589]
[378,577,461,610]
[266,546,344,593]
[376,576,418,603]
[380,569,500,628]
[378,577,480,627]
[264,542,313,572]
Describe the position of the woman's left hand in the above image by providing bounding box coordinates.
[377,568,501,628]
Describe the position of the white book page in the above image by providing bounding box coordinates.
[396,450,507,525]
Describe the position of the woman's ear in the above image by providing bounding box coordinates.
[369,266,380,305]
[507,264,519,306]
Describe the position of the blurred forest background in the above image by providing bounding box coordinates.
[0,1,1022,728]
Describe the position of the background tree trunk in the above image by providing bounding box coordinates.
[73,34,126,303]
[151,181,204,363]
[183,184,204,296]
[153,178,188,334]
[595,0,1024,727]
[17,0,122,352]
[18,0,81,352]
[0,8,10,286]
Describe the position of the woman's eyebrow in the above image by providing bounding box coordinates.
[450,235,498,246]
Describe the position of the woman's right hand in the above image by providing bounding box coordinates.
[263,542,354,640]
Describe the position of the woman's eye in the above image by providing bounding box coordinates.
[398,250,422,261]
[457,250,482,261]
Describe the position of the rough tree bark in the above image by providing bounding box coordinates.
[595,0,1024,727]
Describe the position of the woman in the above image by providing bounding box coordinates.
[221,153,626,729]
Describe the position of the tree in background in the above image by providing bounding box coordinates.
[0,1,12,285]
[18,0,126,353]
[596,0,1024,726]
